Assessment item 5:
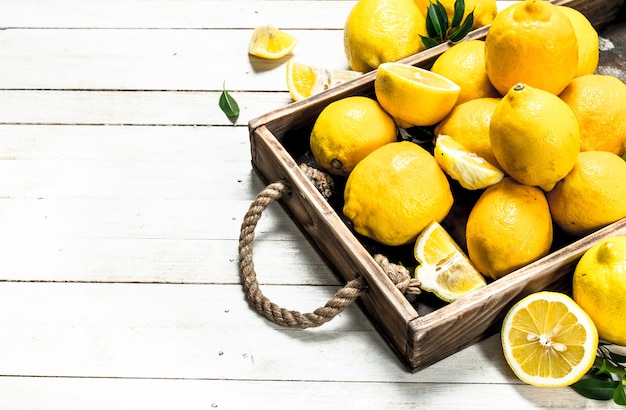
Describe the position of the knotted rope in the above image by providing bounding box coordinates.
[238,164,420,328]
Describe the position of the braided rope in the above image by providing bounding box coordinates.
[238,173,420,329]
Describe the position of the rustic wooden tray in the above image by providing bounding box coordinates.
[247,0,626,372]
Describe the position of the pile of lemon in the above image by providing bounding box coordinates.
[303,0,626,390]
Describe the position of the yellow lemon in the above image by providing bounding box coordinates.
[374,62,460,128]
[248,25,298,59]
[413,221,487,302]
[344,0,428,73]
[434,97,502,170]
[430,40,500,105]
[433,135,504,190]
[501,291,598,387]
[559,74,626,156]
[489,83,580,190]
[466,177,553,280]
[485,0,578,95]
[547,151,626,237]
[343,141,453,246]
[557,6,599,77]
[286,60,362,102]
[309,96,397,176]
[573,236,626,346]
[413,0,498,29]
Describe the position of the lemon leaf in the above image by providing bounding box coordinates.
[614,378,626,405]
[426,1,448,39]
[448,10,474,42]
[450,0,465,27]
[571,378,620,401]
[420,35,441,49]
[219,81,240,119]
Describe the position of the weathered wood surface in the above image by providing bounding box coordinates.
[0,0,622,408]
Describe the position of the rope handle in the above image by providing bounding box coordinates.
[238,165,421,329]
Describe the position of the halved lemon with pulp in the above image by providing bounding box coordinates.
[434,134,504,190]
[248,25,298,59]
[286,60,362,101]
[501,291,598,387]
[414,221,487,302]
[374,62,460,128]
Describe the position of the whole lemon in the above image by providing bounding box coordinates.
[466,177,553,280]
[344,0,428,72]
[547,151,626,237]
[343,141,453,246]
[375,62,460,128]
[430,40,500,105]
[489,83,580,190]
[309,96,397,176]
[485,0,578,95]
[573,236,626,345]
[434,97,502,170]
[557,6,599,77]
[559,74,626,156]
[413,0,498,29]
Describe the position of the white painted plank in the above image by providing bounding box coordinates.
[0,1,358,29]
[0,281,514,383]
[0,90,291,125]
[0,29,349,91]
[0,236,340,285]
[0,197,302,240]
[0,376,609,410]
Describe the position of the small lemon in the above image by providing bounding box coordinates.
[344,0,428,72]
[343,141,453,246]
[309,96,397,176]
[466,177,553,280]
[430,40,500,105]
[573,236,626,346]
[485,0,578,95]
[489,83,580,190]
[559,74,626,156]
[547,151,626,237]
[375,62,460,128]
[434,97,502,170]
[557,6,599,77]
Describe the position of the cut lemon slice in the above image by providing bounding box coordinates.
[414,221,487,302]
[501,291,599,388]
[374,62,460,128]
[248,25,298,59]
[286,60,362,101]
[434,134,504,190]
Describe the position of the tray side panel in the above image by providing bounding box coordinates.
[250,125,419,361]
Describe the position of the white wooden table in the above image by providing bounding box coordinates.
[0,1,617,408]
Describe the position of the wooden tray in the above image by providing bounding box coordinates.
[247,0,626,372]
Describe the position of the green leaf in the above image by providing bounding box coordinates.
[571,378,619,401]
[622,152,626,161]
[448,10,474,43]
[420,35,441,49]
[219,81,240,119]
[426,3,444,38]
[451,0,465,28]
[614,377,626,405]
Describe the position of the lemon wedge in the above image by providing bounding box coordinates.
[434,134,504,190]
[374,62,460,128]
[413,221,487,302]
[501,291,598,387]
[248,25,298,59]
[286,60,362,101]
